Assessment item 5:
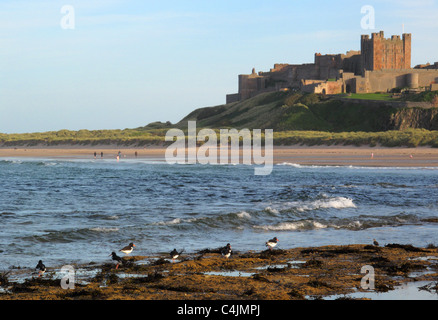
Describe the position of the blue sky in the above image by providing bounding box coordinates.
[1,0,437,133]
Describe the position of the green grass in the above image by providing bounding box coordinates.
[0,129,167,147]
[1,127,438,148]
[2,91,438,148]
[342,93,394,101]
[401,90,438,102]
[274,129,438,147]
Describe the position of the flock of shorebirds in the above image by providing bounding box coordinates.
[34,237,380,276]
[34,237,280,276]
[106,238,279,269]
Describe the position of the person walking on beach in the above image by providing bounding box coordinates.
[101,152,103,158]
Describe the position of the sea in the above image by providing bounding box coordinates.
[1,157,438,269]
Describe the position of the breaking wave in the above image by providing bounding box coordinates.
[236,211,251,219]
[88,227,119,233]
[268,196,356,213]
[254,220,328,231]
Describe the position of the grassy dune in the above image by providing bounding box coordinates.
[1,128,438,148]
[1,91,438,148]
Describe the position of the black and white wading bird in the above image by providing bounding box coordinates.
[221,243,232,259]
[170,248,184,262]
[119,242,136,255]
[266,237,279,250]
[35,260,46,277]
[109,252,123,269]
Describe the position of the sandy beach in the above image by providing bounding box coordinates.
[1,145,438,167]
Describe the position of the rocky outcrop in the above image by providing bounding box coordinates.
[388,108,438,130]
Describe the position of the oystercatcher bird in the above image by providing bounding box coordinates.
[35,260,46,277]
[109,252,123,269]
[373,239,379,247]
[221,243,232,259]
[266,237,279,250]
[170,248,184,262]
[119,242,136,255]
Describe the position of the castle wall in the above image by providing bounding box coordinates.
[226,93,241,104]
[346,69,438,93]
[315,54,342,79]
[238,73,263,100]
[342,54,362,75]
[365,69,438,92]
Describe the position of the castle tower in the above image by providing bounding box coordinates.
[360,31,411,74]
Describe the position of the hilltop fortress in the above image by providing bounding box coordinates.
[226,31,438,103]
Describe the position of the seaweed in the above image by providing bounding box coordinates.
[384,243,426,252]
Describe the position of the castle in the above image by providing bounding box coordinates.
[226,31,438,103]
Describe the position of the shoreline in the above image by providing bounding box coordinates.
[1,145,438,167]
[1,243,437,300]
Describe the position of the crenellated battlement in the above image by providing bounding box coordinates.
[361,30,411,72]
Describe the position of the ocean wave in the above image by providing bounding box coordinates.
[0,159,61,167]
[254,220,328,231]
[0,159,22,165]
[276,162,342,169]
[373,182,410,188]
[276,162,438,171]
[272,196,357,213]
[264,206,280,214]
[277,162,304,168]
[0,211,15,216]
[155,211,252,228]
[236,211,251,219]
[42,162,58,166]
[88,227,119,233]
[312,197,356,209]
[254,212,423,232]
[154,218,183,226]
[21,226,119,243]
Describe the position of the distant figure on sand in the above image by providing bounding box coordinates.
[371,152,374,159]
[101,152,103,158]
[135,151,138,158]
[94,152,97,159]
